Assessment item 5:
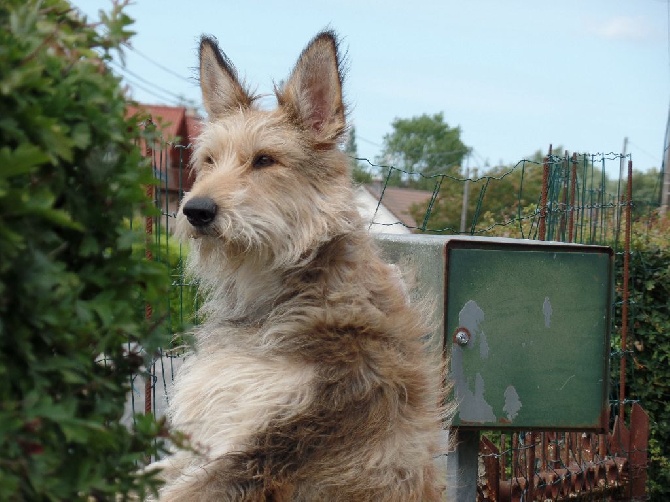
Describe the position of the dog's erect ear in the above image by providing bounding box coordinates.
[199,36,252,118]
[277,31,346,142]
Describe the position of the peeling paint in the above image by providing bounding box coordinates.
[503,385,522,420]
[479,333,489,359]
[451,300,496,423]
[543,296,552,328]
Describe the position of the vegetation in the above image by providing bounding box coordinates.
[623,167,663,220]
[0,1,177,499]
[375,112,470,190]
[620,217,670,500]
[148,227,198,339]
[403,148,663,235]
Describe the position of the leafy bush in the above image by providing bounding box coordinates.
[621,217,670,500]
[0,1,174,499]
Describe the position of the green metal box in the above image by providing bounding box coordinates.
[376,234,613,431]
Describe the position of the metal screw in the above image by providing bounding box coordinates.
[455,329,470,346]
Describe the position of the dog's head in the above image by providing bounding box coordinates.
[176,31,358,270]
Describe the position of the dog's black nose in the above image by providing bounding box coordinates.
[183,197,218,227]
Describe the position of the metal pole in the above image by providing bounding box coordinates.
[619,137,628,182]
[448,430,479,501]
[526,432,536,501]
[568,153,577,243]
[460,156,470,234]
[619,160,633,422]
[538,145,552,241]
[144,119,155,416]
[660,104,669,216]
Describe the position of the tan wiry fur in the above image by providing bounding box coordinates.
[151,31,450,501]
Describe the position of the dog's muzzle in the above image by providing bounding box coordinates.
[183,197,218,228]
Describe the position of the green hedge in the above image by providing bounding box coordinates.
[620,218,670,500]
[0,1,174,499]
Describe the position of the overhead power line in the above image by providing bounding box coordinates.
[127,45,195,85]
[109,59,191,104]
[627,139,662,165]
[121,75,183,106]
[358,135,381,147]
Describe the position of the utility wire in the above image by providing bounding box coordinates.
[126,45,195,85]
[627,139,662,165]
[358,135,381,147]
[119,74,183,106]
[109,59,192,104]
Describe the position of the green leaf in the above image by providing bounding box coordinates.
[0,144,49,178]
[71,122,91,150]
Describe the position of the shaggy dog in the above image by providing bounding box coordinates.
[151,31,449,501]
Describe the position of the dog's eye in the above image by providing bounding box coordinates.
[252,154,275,169]
[203,155,214,166]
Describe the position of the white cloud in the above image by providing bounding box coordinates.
[591,16,655,41]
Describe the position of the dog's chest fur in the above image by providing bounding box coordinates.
[169,334,316,460]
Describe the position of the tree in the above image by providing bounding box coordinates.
[377,112,470,190]
[0,1,176,499]
[344,125,372,184]
[616,168,663,220]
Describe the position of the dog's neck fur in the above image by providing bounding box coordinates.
[189,225,374,333]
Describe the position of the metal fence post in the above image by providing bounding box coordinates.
[447,430,479,501]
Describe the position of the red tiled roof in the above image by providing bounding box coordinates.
[127,104,202,144]
[364,184,433,229]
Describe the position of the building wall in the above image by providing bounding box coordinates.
[354,186,412,234]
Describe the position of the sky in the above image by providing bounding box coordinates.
[74,0,670,175]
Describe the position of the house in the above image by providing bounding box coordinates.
[127,104,202,214]
[356,182,433,234]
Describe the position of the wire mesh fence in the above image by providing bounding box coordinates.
[134,133,664,500]
[362,148,638,244]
